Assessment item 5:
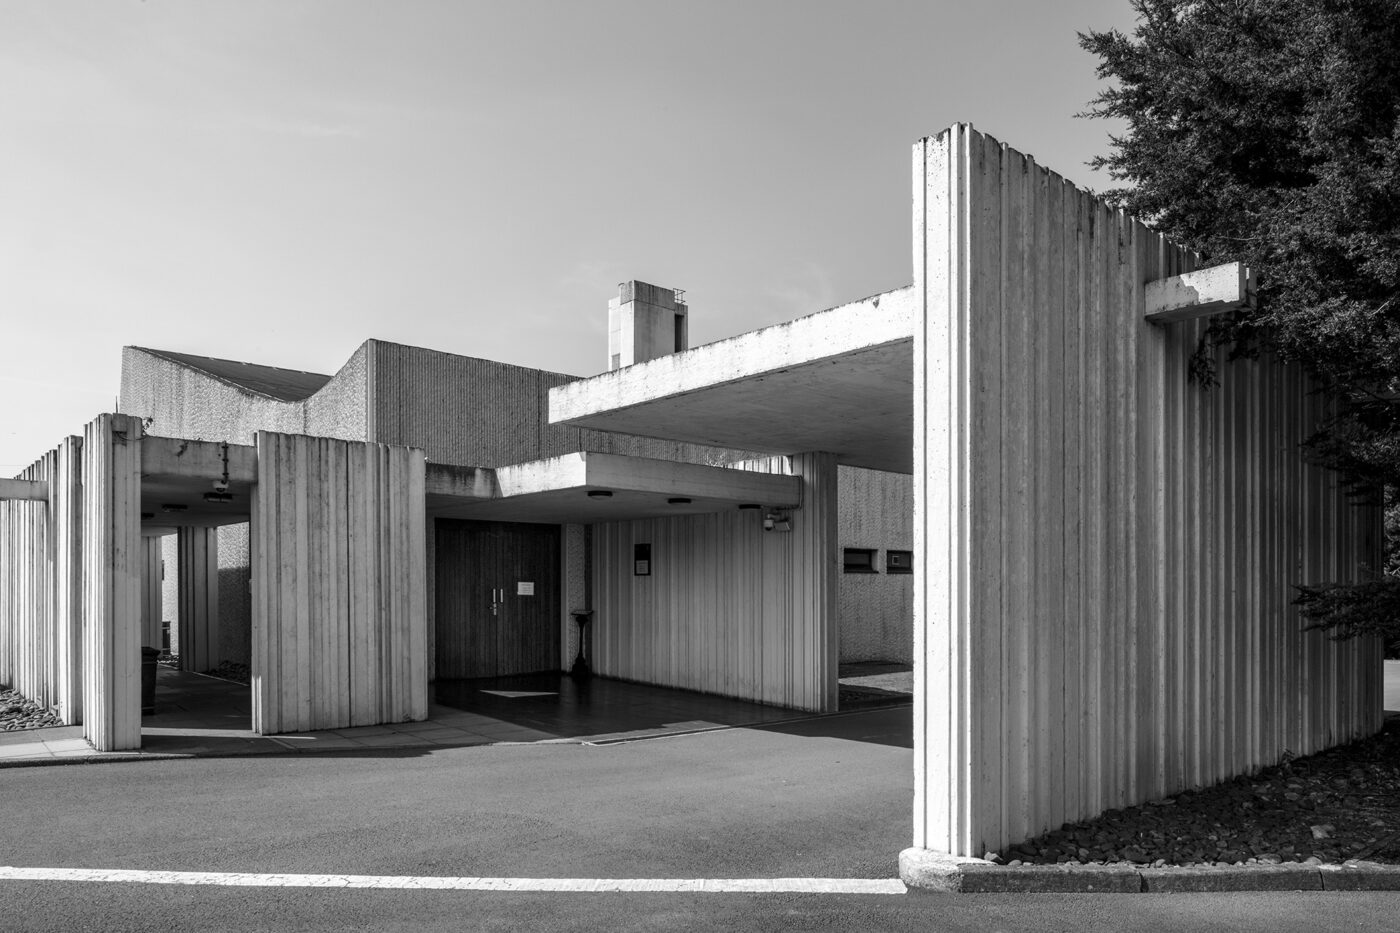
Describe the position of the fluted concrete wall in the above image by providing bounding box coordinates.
[0,438,83,723]
[177,527,220,672]
[82,414,144,752]
[912,125,1383,858]
[140,537,163,649]
[592,453,838,712]
[251,432,427,734]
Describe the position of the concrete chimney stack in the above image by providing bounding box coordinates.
[608,281,688,371]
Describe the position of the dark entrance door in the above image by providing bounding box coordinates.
[434,519,561,679]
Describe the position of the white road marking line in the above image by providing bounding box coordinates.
[0,867,906,894]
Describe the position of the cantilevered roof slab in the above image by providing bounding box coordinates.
[549,287,916,473]
[426,452,801,524]
[139,436,257,533]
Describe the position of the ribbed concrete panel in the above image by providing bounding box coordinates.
[562,523,586,667]
[52,437,83,724]
[140,537,163,649]
[913,125,1383,857]
[0,445,79,717]
[592,453,837,712]
[177,527,219,672]
[251,433,427,734]
[82,414,144,752]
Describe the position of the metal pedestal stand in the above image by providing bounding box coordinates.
[570,610,594,680]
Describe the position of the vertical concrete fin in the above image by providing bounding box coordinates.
[251,432,427,734]
[911,125,1380,858]
[82,413,144,752]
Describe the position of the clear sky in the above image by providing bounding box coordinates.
[1,0,1139,474]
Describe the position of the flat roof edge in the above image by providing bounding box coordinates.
[548,286,914,426]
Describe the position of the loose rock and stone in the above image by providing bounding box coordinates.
[0,685,62,731]
[991,716,1400,869]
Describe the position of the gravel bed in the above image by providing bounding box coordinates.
[994,716,1400,868]
[0,685,62,732]
[202,661,250,685]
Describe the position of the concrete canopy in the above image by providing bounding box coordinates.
[548,288,916,474]
[426,452,801,524]
[139,436,256,534]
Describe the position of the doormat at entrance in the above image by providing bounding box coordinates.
[478,690,559,698]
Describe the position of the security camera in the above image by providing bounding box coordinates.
[212,479,229,493]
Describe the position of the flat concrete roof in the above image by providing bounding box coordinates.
[549,287,915,473]
[427,452,801,524]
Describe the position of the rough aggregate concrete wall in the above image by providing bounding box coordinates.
[217,523,251,667]
[837,466,913,664]
[368,342,750,468]
[161,534,179,654]
[303,343,370,441]
[119,345,368,446]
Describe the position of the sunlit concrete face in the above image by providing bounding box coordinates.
[550,288,916,474]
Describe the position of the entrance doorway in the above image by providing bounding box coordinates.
[434,519,561,679]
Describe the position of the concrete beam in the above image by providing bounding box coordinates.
[140,436,257,483]
[1145,262,1254,324]
[425,463,497,500]
[498,452,803,506]
[0,478,49,501]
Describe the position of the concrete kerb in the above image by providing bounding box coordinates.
[0,753,197,769]
[899,847,1400,893]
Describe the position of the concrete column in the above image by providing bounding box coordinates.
[177,526,219,673]
[787,452,839,713]
[561,523,586,669]
[82,413,143,752]
[140,536,163,649]
[53,435,84,725]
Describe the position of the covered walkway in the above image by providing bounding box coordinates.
[0,667,858,764]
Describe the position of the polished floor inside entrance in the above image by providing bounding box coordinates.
[433,673,811,744]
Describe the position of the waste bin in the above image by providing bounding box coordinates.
[141,647,160,715]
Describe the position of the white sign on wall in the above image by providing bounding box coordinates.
[517,581,535,596]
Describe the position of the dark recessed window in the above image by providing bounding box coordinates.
[887,550,913,575]
[843,548,878,574]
